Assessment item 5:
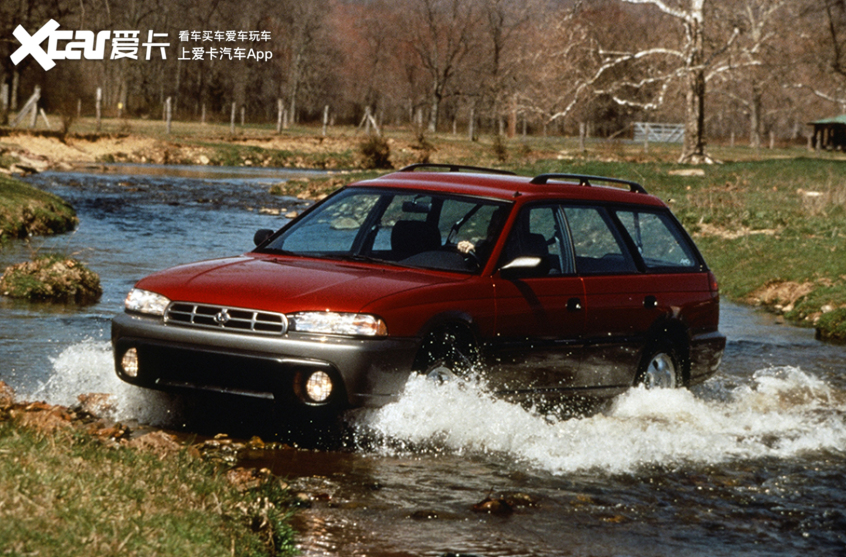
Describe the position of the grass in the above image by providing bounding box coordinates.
[0,420,297,556]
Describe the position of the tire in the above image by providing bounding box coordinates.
[414,324,479,383]
[637,340,682,389]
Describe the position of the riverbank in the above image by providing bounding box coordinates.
[2,123,844,339]
[0,381,297,556]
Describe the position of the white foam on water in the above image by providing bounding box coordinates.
[359,366,846,475]
[29,339,181,426]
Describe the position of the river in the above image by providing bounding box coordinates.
[1,165,844,556]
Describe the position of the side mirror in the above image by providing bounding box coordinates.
[254,229,274,246]
[499,256,549,279]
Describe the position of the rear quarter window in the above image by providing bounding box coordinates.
[615,209,700,271]
[563,206,637,274]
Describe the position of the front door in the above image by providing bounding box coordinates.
[490,204,585,395]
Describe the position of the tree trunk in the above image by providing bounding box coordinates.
[678,0,712,164]
[679,67,708,163]
[428,89,440,133]
[749,83,762,149]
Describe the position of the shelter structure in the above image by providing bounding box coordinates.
[809,115,846,150]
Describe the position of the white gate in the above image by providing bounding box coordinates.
[633,122,684,144]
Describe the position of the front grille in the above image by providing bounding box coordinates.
[165,303,288,335]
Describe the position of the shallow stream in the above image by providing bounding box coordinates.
[1,165,844,556]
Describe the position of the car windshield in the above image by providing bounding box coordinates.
[260,188,511,273]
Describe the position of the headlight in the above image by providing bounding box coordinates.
[124,288,171,316]
[289,311,387,337]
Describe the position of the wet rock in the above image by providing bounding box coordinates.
[472,495,513,515]
[472,491,538,514]
[227,467,274,492]
[124,430,181,458]
[0,254,101,303]
[76,393,117,416]
[410,509,441,520]
[0,381,14,410]
[13,403,74,433]
[194,435,246,464]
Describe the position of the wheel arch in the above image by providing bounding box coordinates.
[642,318,692,385]
[411,311,481,372]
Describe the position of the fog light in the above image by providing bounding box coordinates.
[121,348,139,378]
[304,371,332,402]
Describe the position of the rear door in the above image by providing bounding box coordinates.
[563,205,651,389]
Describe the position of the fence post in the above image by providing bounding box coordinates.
[579,122,586,152]
[276,99,283,133]
[1,83,8,114]
[166,97,172,134]
[364,106,372,136]
[96,88,102,132]
[240,105,245,127]
[29,89,39,128]
[468,108,475,141]
[230,102,236,135]
[201,103,206,125]
[322,105,329,136]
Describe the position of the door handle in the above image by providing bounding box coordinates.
[568,297,582,311]
[644,295,658,309]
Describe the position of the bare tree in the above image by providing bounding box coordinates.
[587,0,741,162]
[790,0,846,112]
[712,0,788,147]
[403,0,479,132]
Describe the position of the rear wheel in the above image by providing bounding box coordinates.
[637,340,682,389]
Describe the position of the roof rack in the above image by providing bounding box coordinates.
[399,163,516,176]
[530,173,648,194]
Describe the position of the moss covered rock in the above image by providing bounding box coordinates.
[0,254,102,303]
[0,175,78,244]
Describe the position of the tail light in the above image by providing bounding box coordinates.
[707,271,719,293]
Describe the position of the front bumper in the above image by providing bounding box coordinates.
[111,312,419,408]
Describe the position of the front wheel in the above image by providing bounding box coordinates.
[414,324,479,383]
[637,341,682,389]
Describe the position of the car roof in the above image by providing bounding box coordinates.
[351,165,668,208]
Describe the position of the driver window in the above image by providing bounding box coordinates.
[501,205,571,276]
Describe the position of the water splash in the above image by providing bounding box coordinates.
[30,339,181,426]
[357,366,846,475]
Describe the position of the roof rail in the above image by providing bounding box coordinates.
[530,173,648,194]
[399,163,516,176]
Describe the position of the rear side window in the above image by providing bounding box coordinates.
[563,206,637,274]
[615,209,699,271]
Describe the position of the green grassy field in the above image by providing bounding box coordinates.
[0,419,297,557]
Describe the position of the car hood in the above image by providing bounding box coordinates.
[134,254,459,313]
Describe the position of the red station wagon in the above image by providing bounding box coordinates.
[112,164,725,417]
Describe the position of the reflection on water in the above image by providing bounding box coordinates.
[2,165,845,556]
